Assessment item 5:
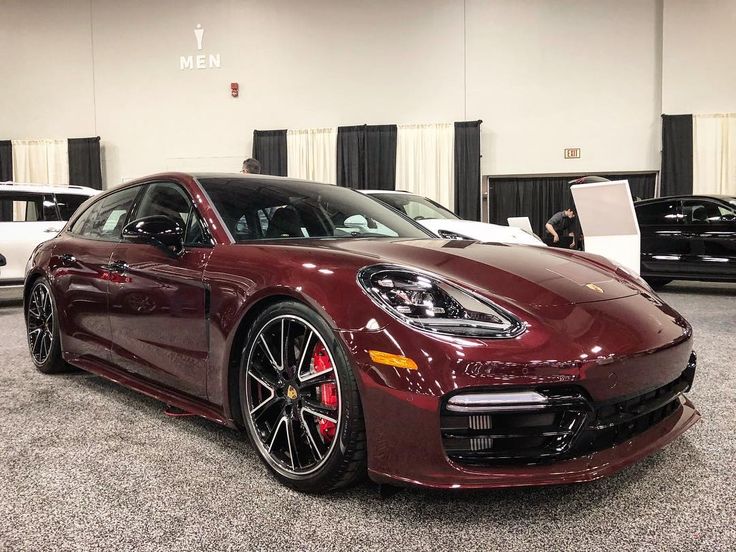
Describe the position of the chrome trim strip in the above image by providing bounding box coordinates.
[446,391,548,413]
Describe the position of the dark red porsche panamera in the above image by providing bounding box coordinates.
[24,173,699,492]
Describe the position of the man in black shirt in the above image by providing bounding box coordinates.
[544,208,576,248]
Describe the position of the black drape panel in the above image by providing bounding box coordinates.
[490,177,575,238]
[337,126,364,188]
[337,125,396,190]
[600,173,657,201]
[0,140,12,182]
[0,140,11,221]
[661,114,693,196]
[68,137,102,189]
[489,172,657,238]
[252,129,287,176]
[454,120,482,221]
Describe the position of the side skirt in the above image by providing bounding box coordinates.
[69,355,238,429]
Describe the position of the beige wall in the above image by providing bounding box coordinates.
[662,0,736,114]
[2,0,730,188]
[466,0,662,175]
[0,0,96,139]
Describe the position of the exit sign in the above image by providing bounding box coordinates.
[564,148,581,159]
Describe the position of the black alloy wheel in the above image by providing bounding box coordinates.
[241,301,366,493]
[26,279,68,373]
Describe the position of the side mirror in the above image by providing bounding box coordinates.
[123,215,184,257]
[0,254,6,267]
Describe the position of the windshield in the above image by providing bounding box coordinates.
[370,193,459,221]
[199,177,432,241]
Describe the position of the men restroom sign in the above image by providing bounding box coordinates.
[179,24,221,70]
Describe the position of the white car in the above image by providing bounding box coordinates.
[0,183,98,299]
[361,190,545,246]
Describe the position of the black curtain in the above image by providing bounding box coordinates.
[661,114,693,197]
[0,140,11,221]
[337,125,396,190]
[252,129,287,176]
[489,172,657,238]
[0,140,11,182]
[599,173,657,201]
[68,137,102,189]
[454,120,482,221]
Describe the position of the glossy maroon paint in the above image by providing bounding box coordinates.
[25,172,700,489]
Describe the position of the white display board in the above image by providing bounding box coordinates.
[507,216,534,234]
[570,180,641,275]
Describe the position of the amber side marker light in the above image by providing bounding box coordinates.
[368,350,418,370]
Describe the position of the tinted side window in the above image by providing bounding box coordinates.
[69,186,140,241]
[132,182,207,246]
[682,199,736,223]
[55,193,90,221]
[636,201,681,225]
[0,193,45,222]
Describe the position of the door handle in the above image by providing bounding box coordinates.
[59,253,76,266]
[103,260,129,274]
[44,227,60,233]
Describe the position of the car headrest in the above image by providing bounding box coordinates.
[265,207,303,238]
[691,206,707,222]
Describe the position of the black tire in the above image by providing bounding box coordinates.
[239,300,366,493]
[25,278,70,374]
[645,278,672,290]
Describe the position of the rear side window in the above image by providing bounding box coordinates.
[55,193,90,221]
[69,186,141,241]
[0,193,54,222]
[682,199,736,223]
[636,201,681,225]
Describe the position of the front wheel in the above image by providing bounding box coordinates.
[26,278,69,374]
[239,301,366,493]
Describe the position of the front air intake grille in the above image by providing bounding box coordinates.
[441,356,696,466]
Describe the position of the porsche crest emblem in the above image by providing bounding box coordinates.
[585,283,605,294]
[286,385,298,400]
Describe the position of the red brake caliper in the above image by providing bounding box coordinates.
[312,343,337,443]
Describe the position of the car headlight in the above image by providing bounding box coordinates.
[358,265,526,338]
[436,229,473,240]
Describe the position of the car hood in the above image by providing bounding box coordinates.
[418,219,545,247]
[312,238,638,307]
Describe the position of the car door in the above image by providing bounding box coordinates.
[51,185,143,363]
[0,191,62,285]
[107,181,213,399]
[636,199,686,277]
[681,198,736,279]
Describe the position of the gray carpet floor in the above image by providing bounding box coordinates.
[0,281,734,551]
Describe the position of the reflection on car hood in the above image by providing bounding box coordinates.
[417,219,545,247]
[306,238,638,307]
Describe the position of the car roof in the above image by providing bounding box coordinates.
[635,194,736,205]
[0,182,98,195]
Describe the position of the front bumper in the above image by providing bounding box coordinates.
[368,394,699,489]
[341,292,699,489]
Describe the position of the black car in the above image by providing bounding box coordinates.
[635,195,736,286]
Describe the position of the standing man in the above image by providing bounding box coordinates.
[544,208,576,248]
[242,158,261,174]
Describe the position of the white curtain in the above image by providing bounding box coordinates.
[693,114,736,196]
[396,123,455,209]
[287,128,337,184]
[11,139,69,186]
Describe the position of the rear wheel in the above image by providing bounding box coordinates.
[26,279,69,374]
[239,301,366,493]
